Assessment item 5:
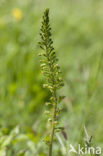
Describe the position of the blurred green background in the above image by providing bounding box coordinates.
[0,0,103,155]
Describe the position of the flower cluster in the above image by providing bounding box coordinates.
[39,9,64,92]
[39,9,65,156]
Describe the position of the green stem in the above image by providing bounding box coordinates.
[49,91,57,156]
[46,48,57,156]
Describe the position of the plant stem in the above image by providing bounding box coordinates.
[49,91,57,156]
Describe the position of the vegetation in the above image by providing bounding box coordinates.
[39,9,64,156]
[0,0,103,155]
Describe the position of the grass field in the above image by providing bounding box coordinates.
[0,0,103,155]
